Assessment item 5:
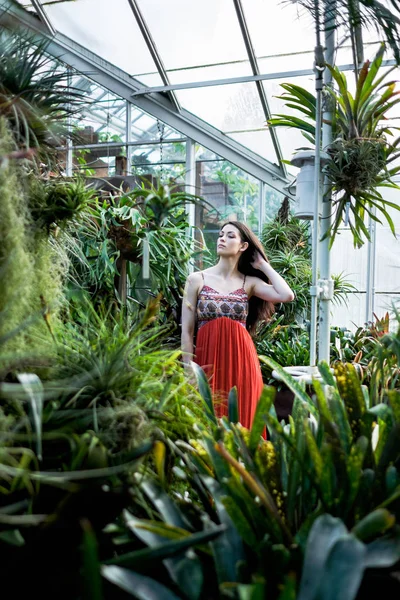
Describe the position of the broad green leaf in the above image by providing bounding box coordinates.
[364,532,400,568]
[297,515,348,600]
[102,566,181,600]
[317,535,366,600]
[346,437,368,511]
[140,479,190,530]
[123,513,203,600]
[105,525,226,568]
[352,508,395,542]
[259,357,318,417]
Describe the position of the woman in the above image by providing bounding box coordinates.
[181,221,294,429]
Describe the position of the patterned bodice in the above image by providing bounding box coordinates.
[197,273,248,330]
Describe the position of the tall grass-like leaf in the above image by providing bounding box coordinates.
[81,519,103,600]
[190,361,217,425]
[259,357,318,417]
[249,386,275,452]
[123,512,203,600]
[228,386,239,424]
[17,373,43,461]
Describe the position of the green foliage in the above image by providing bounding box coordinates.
[268,44,400,248]
[63,182,210,318]
[0,26,87,165]
[260,206,355,322]
[256,317,310,384]
[291,1,400,64]
[0,118,65,360]
[103,360,400,599]
[28,176,96,230]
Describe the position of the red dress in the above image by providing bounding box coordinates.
[195,273,264,429]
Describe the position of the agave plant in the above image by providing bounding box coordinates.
[0,26,87,165]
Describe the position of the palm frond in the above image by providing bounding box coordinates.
[288,0,400,63]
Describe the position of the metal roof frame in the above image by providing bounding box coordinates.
[0,0,289,192]
[126,0,181,113]
[233,0,287,177]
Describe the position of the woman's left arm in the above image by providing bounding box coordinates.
[250,252,294,303]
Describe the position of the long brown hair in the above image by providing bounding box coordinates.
[222,221,275,335]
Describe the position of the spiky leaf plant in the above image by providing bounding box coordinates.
[268,44,400,247]
[100,358,400,599]
[0,26,88,166]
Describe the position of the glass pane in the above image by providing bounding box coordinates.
[242,0,315,59]
[45,0,162,83]
[15,1,35,7]
[196,158,260,230]
[131,142,186,182]
[136,0,251,78]
[72,83,127,144]
[331,292,365,330]
[330,229,368,292]
[177,82,264,132]
[264,188,286,222]
[374,294,400,330]
[131,110,182,142]
[71,147,117,177]
[228,129,277,164]
[375,226,400,294]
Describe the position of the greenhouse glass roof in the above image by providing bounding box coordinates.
[3,0,398,187]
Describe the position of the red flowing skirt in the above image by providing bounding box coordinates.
[195,317,264,429]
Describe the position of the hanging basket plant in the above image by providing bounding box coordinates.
[268,43,400,248]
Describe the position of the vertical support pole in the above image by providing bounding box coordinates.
[259,181,266,236]
[309,63,324,366]
[318,0,337,363]
[185,137,196,273]
[66,68,73,177]
[126,100,132,175]
[365,208,377,322]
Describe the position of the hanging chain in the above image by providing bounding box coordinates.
[157,119,165,183]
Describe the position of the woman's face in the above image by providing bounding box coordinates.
[217,224,248,257]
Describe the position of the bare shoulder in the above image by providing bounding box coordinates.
[185,270,203,290]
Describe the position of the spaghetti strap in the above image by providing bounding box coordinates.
[201,271,205,281]
[243,274,246,287]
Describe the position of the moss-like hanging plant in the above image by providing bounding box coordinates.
[0,118,66,363]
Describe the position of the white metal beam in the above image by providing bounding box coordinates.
[30,0,55,35]
[0,0,288,193]
[130,61,397,95]
[126,0,180,112]
[232,0,286,177]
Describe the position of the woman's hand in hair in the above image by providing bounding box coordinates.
[250,250,268,271]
